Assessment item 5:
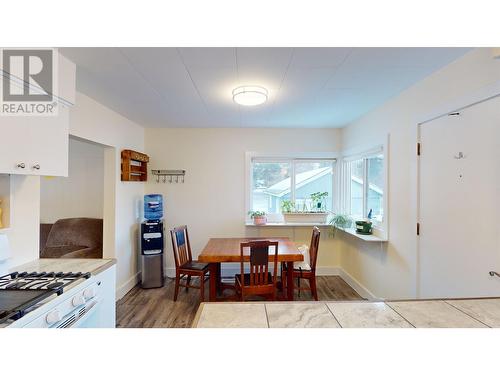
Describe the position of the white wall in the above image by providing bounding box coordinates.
[2,175,41,268]
[144,128,342,276]
[340,48,500,299]
[69,92,145,299]
[40,137,104,223]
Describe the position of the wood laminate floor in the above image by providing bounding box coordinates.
[116,276,363,328]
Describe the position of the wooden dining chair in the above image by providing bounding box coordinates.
[170,225,209,302]
[235,241,279,301]
[282,227,321,300]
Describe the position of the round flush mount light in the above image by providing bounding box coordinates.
[232,86,268,106]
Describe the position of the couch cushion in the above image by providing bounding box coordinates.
[41,245,88,258]
[45,218,103,249]
[39,223,53,252]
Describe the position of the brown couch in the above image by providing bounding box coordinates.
[40,218,103,259]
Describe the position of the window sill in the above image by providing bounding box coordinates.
[245,222,387,242]
[336,227,388,242]
[245,222,331,228]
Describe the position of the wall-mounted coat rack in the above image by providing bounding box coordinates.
[151,169,186,183]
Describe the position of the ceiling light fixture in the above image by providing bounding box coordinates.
[232,86,268,106]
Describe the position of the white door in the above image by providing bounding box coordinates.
[419,96,500,298]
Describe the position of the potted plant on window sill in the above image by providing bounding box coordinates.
[281,192,330,224]
[329,213,353,236]
[248,210,267,225]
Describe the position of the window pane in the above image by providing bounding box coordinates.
[350,159,364,218]
[294,161,334,212]
[367,154,384,222]
[252,161,291,214]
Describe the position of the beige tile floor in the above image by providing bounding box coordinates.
[193,299,500,328]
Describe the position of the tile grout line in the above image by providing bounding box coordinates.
[443,300,491,328]
[263,304,270,328]
[384,302,416,328]
[325,302,343,328]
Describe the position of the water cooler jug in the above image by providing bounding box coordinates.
[141,195,165,288]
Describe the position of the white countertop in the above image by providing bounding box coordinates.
[9,258,116,275]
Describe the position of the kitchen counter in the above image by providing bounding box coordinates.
[192,298,500,328]
[2,258,117,328]
[9,258,116,276]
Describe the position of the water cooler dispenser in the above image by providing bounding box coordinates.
[141,194,165,288]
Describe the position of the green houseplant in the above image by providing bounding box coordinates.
[280,200,295,213]
[329,213,353,236]
[310,191,329,212]
[281,196,329,224]
[248,210,267,225]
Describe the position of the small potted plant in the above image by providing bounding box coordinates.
[310,191,328,212]
[281,193,330,224]
[329,213,353,236]
[248,210,267,225]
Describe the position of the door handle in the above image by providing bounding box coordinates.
[32,164,41,170]
[16,163,26,169]
[489,271,500,278]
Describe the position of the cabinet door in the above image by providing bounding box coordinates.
[26,107,69,177]
[0,109,69,176]
[0,116,32,175]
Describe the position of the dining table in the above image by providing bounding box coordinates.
[197,237,303,302]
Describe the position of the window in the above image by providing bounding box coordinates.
[249,157,336,221]
[344,151,385,225]
[251,161,291,214]
[366,155,384,222]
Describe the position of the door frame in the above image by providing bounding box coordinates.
[415,79,500,298]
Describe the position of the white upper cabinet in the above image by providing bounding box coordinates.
[0,50,75,176]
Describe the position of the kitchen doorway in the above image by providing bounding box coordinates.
[39,136,106,259]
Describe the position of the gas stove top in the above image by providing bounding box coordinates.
[0,271,91,323]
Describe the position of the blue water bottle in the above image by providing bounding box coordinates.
[144,194,163,220]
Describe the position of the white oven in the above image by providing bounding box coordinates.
[8,277,99,328]
[6,264,116,328]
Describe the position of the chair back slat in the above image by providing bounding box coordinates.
[239,241,279,287]
[309,227,321,271]
[170,225,193,268]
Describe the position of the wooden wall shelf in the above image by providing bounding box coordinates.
[121,150,149,182]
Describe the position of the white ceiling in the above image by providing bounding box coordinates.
[60,47,471,128]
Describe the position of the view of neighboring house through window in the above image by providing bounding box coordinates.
[251,158,335,220]
[294,161,333,212]
[345,152,384,224]
[252,161,291,214]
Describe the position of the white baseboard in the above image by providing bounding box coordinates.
[116,272,140,301]
[337,268,376,300]
[164,265,376,300]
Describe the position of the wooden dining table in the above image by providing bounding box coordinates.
[198,237,303,302]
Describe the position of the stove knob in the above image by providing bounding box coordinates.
[46,310,61,325]
[83,287,96,300]
[72,295,86,307]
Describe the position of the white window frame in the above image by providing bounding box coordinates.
[341,140,389,237]
[245,152,339,223]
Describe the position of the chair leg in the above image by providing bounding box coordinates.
[281,269,286,294]
[200,274,205,302]
[185,275,191,292]
[310,276,318,301]
[173,272,180,302]
[297,277,301,297]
